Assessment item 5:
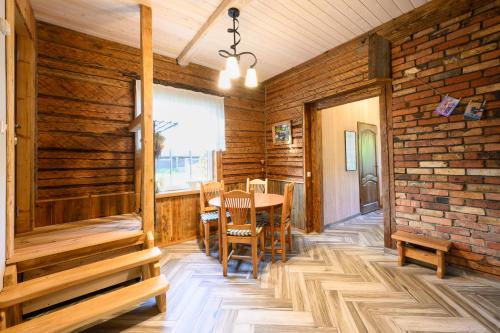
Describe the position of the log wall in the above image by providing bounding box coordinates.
[264,0,499,275]
[35,22,265,228]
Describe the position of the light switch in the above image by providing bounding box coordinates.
[0,18,10,36]
[306,171,311,177]
[0,121,7,134]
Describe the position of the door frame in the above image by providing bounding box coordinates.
[303,79,395,248]
[357,121,381,214]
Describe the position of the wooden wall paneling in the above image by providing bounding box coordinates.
[155,194,199,246]
[268,180,305,230]
[139,4,154,236]
[6,0,16,258]
[34,21,265,228]
[14,15,36,234]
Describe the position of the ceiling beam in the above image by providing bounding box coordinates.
[176,0,247,67]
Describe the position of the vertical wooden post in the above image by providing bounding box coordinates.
[140,5,154,237]
[5,0,16,259]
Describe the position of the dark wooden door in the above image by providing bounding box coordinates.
[357,122,379,214]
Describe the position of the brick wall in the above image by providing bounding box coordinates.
[391,5,499,275]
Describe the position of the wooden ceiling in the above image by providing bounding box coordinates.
[30,0,430,81]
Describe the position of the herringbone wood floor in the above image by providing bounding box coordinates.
[86,211,500,332]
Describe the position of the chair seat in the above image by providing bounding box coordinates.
[201,211,230,223]
[227,226,263,237]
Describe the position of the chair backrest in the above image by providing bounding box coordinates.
[246,178,268,194]
[200,180,224,213]
[280,182,295,227]
[220,189,257,236]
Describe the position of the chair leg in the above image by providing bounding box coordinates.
[260,232,265,258]
[271,225,276,263]
[252,238,258,279]
[280,229,287,263]
[204,222,211,256]
[287,225,293,251]
[222,237,228,277]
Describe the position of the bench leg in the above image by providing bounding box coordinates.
[396,241,405,266]
[437,250,445,279]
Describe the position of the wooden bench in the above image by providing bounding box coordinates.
[391,231,451,278]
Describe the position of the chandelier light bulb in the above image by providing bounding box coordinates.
[225,56,240,79]
[218,70,231,90]
[245,67,258,88]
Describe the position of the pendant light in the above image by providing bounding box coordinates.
[217,7,258,89]
[218,70,231,90]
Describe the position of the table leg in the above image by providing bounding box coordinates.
[218,208,222,263]
[270,206,275,263]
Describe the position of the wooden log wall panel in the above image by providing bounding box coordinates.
[263,0,499,275]
[15,29,37,234]
[35,21,265,227]
[35,193,135,228]
[268,180,305,230]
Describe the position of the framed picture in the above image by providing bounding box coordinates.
[272,120,292,145]
[344,130,357,171]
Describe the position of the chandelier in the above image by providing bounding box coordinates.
[217,7,258,89]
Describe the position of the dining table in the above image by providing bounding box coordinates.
[208,192,284,262]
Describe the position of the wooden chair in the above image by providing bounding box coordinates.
[246,178,268,193]
[263,182,294,262]
[199,180,224,256]
[220,189,265,279]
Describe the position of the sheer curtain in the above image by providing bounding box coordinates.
[135,81,225,152]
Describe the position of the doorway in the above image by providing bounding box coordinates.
[320,97,382,227]
[303,81,395,248]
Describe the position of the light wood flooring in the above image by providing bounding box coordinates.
[86,211,500,332]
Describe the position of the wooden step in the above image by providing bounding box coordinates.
[4,275,170,333]
[8,230,145,273]
[0,247,162,308]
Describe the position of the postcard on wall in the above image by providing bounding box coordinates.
[435,95,460,117]
[345,131,357,171]
[272,120,292,145]
[464,100,486,120]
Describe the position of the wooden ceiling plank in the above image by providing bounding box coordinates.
[176,0,240,66]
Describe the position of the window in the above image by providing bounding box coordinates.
[136,82,225,193]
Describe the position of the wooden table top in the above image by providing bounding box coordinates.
[208,193,284,208]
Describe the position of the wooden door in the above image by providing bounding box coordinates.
[357,122,379,214]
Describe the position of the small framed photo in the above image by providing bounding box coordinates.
[344,130,357,171]
[272,120,292,145]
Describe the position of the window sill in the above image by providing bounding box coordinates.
[155,189,199,199]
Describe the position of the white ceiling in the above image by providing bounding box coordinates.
[31,0,430,81]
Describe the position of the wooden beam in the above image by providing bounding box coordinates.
[177,0,244,66]
[129,115,142,132]
[6,0,16,259]
[368,34,390,79]
[15,0,36,40]
[140,5,154,237]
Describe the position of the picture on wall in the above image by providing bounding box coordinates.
[272,120,292,145]
[345,130,357,171]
